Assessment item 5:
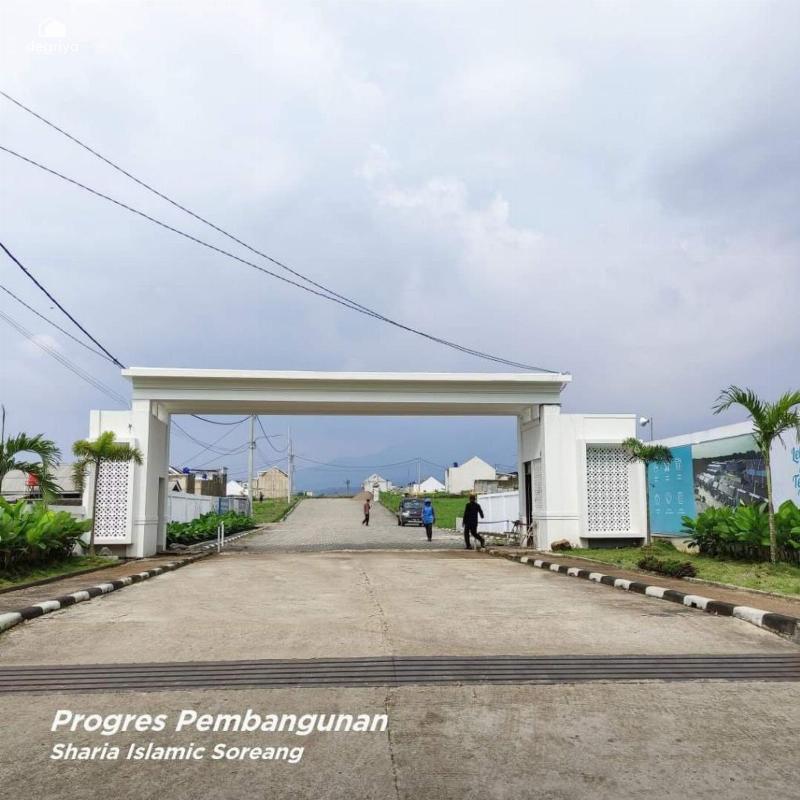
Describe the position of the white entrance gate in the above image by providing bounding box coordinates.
[86,369,647,556]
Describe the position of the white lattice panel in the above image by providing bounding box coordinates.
[585,446,631,533]
[532,458,543,511]
[94,460,131,543]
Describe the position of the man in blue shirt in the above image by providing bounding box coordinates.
[421,498,435,541]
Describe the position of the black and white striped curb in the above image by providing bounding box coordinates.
[487,549,800,644]
[0,551,211,635]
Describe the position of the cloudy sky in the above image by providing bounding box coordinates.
[1,1,798,490]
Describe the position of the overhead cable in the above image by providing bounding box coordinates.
[0,307,128,406]
[0,240,126,368]
[0,140,557,373]
[0,282,114,362]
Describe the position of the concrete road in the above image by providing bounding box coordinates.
[1,499,798,799]
[238,496,464,551]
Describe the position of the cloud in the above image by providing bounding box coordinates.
[446,53,576,120]
[0,0,798,479]
[362,154,543,286]
[20,333,61,358]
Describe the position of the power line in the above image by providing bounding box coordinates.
[0,240,126,368]
[0,91,560,372]
[190,414,251,425]
[0,140,558,373]
[0,307,128,406]
[0,283,114,362]
[0,243,269,458]
[172,417,249,464]
[0,90,380,318]
[256,416,288,453]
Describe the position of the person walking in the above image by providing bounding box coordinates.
[362,496,371,526]
[421,498,435,541]
[462,494,485,550]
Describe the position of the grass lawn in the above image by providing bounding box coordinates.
[0,556,116,592]
[252,497,300,525]
[567,545,800,596]
[380,493,470,530]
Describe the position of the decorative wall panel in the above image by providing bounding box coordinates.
[585,446,630,533]
[93,460,131,543]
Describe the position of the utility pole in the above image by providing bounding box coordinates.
[247,415,255,514]
[287,425,293,502]
[417,457,421,492]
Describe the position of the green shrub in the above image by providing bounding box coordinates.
[683,501,800,563]
[637,554,697,578]
[0,498,92,572]
[166,510,254,545]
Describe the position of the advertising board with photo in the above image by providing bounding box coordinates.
[690,433,767,512]
[647,432,786,535]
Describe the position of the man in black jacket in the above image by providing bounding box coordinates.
[462,494,485,550]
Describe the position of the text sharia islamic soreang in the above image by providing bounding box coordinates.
[49,709,389,764]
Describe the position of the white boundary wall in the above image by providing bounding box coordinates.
[475,491,520,533]
[167,492,217,523]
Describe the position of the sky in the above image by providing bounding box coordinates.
[0,1,798,490]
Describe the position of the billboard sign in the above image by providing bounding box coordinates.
[646,426,797,536]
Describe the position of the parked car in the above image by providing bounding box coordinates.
[397,497,424,526]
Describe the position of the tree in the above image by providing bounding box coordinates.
[621,437,673,546]
[713,386,800,563]
[72,431,143,556]
[0,405,61,501]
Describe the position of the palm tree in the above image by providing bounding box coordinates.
[72,431,142,555]
[713,386,800,563]
[0,405,61,500]
[622,437,673,546]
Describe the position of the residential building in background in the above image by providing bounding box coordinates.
[0,464,82,504]
[226,480,247,497]
[444,456,496,494]
[168,467,227,497]
[474,472,519,494]
[407,476,446,495]
[362,473,393,493]
[252,466,289,499]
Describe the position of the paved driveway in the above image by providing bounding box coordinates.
[0,499,798,800]
[237,497,464,551]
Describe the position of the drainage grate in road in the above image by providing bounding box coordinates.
[0,654,798,693]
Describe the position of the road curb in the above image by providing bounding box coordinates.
[486,549,800,644]
[0,551,212,636]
